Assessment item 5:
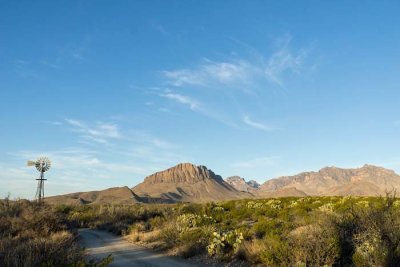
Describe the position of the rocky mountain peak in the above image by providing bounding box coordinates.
[226,176,246,183]
[225,176,260,192]
[143,163,223,184]
[247,180,261,188]
[360,164,394,173]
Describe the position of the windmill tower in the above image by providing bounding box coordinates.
[27,157,51,203]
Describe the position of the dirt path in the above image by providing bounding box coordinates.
[78,229,194,267]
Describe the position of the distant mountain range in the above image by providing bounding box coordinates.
[46,186,141,205]
[46,163,400,205]
[259,164,400,197]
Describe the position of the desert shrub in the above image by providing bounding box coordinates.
[176,213,215,232]
[333,211,359,266]
[351,194,400,266]
[352,227,389,266]
[289,223,339,266]
[259,234,291,266]
[318,202,335,213]
[56,204,72,214]
[251,218,283,239]
[24,194,399,267]
[180,228,207,244]
[214,200,235,213]
[239,239,266,264]
[177,227,212,258]
[148,215,165,229]
[0,199,106,267]
[330,193,400,266]
[0,231,83,266]
[159,223,180,247]
[212,206,225,212]
[116,195,400,265]
[246,200,264,209]
[177,203,203,214]
[207,229,244,259]
[68,204,165,236]
[128,222,146,233]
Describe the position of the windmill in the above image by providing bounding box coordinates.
[27,157,51,203]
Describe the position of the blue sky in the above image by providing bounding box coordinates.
[1,1,400,198]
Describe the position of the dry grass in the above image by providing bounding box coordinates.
[0,230,83,266]
[239,240,266,264]
[0,198,110,267]
[126,229,161,243]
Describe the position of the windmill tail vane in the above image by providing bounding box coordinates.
[27,157,51,204]
[27,160,35,166]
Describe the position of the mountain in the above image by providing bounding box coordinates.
[225,176,260,192]
[260,164,400,196]
[261,187,308,198]
[132,163,250,202]
[45,186,140,205]
[45,163,400,205]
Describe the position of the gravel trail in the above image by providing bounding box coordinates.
[78,229,194,267]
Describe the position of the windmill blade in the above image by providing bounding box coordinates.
[35,157,52,172]
[27,160,36,166]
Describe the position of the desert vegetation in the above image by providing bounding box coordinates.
[63,194,400,266]
[2,194,400,266]
[0,196,112,267]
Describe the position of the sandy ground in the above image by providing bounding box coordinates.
[78,229,194,267]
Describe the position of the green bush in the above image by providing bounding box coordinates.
[259,234,291,266]
[159,223,180,247]
[149,215,165,229]
[178,227,211,258]
[251,218,283,238]
[207,229,244,259]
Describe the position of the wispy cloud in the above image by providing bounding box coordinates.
[58,35,92,62]
[265,34,308,86]
[162,35,312,89]
[232,156,278,169]
[243,115,274,132]
[65,119,122,144]
[204,61,252,84]
[162,60,253,88]
[150,34,316,132]
[159,91,238,127]
[40,60,60,69]
[63,117,177,155]
[44,120,63,126]
[160,92,201,111]
[13,59,39,79]
[162,69,205,87]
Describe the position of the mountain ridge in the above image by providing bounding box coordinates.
[260,164,400,196]
[45,163,400,205]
